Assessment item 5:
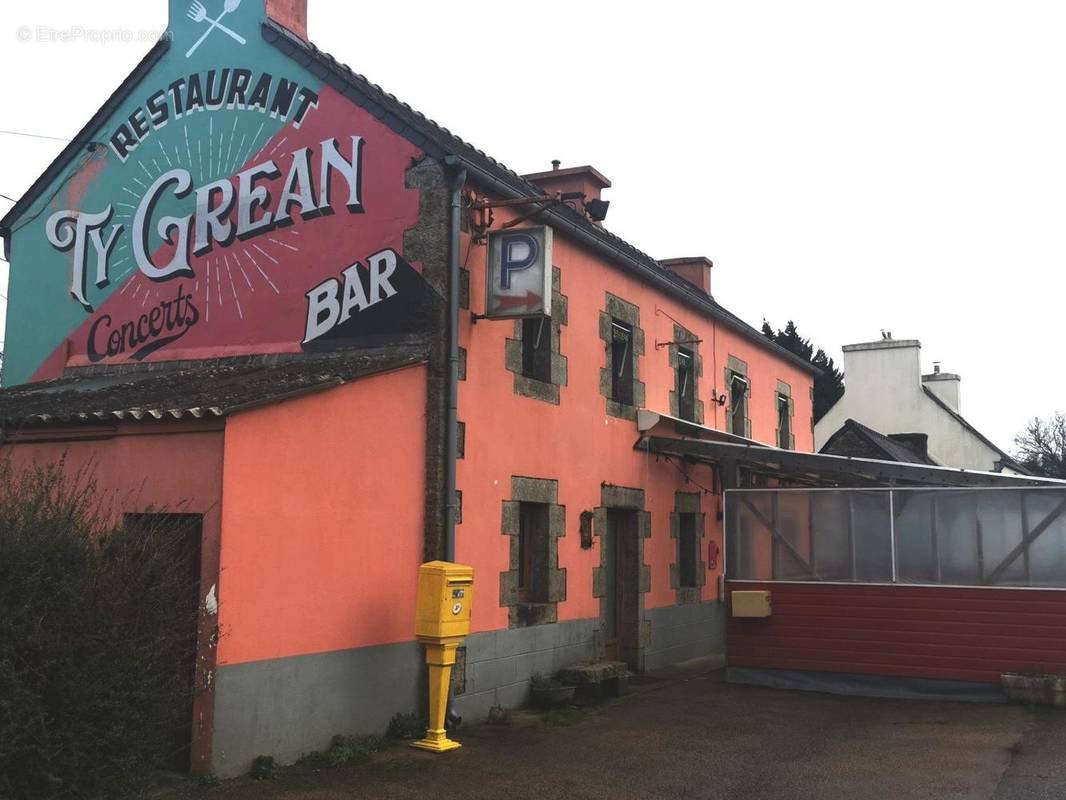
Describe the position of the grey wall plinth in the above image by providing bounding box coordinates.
[212,606,724,775]
[213,641,423,778]
[644,601,725,672]
[452,618,599,722]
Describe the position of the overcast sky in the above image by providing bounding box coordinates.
[1,1,1062,451]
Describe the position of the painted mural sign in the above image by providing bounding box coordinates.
[484,227,552,319]
[2,0,428,385]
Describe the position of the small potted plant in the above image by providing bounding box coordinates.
[530,673,577,709]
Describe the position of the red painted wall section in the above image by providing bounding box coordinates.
[28,85,424,381]
[457,213,815,635]
[216,364,427,667]
[726,581,1066,683]
[0,426,225,771]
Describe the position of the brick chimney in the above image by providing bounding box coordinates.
[267,0,308,39]
[522,162,611,223]
[660,257,713,296]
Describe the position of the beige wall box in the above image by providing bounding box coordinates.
[732,590,772,617]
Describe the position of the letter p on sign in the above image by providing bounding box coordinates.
[499,232,539,289]
[486,226,552,319]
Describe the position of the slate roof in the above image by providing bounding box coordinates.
[0,347,427,427]
[820,418,939,465]
[258,21,817,376]
[0,20,817,378]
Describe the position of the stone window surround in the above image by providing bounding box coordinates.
[775,379,796,450]
[504,267,568,405]
[668,323,704,424]
[591,484,652,669]
[598,293,647,421]
[724,355,752,439]
[499,476,566,628]
[670,491,707,605]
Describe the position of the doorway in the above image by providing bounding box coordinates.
[604,509,641,669]
[124,512,204,772]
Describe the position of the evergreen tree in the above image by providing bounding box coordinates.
[762,319,844,423]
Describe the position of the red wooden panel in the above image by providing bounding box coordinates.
[726,581,1066,683]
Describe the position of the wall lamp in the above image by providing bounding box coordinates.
[585,198,610,222]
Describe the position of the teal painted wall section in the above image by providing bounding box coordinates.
[8,1,273,383]
[3,1,423,386]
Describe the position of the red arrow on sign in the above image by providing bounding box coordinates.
[495,291,542,310]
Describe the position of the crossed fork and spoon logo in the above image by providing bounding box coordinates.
[186,0,247,58]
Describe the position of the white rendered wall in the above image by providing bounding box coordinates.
[923,374,961,412]
[814,340,1007,471]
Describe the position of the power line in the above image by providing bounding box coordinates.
[0,193,16,204]
[0,129,71,144]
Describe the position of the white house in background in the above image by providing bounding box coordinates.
[814,336,1027,473]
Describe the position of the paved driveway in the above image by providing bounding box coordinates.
[166,666,1057,800]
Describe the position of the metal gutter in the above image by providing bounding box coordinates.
[256,20,817,378]
[442,154,819,377]
[639,435,1065,488]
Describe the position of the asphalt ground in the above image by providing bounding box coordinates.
[156,665,1061,800]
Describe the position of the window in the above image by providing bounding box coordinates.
[676,347,696,421]
[610,320,634,406]
[729,373,748,436]
[777,393,792,449]
[678,512,699,588]
[518,501,550,602]
[521,316,552,383]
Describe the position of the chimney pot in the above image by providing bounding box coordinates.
[551,159,561,171]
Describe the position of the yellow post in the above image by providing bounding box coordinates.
[411,640,462,752]
[412,561,474,753]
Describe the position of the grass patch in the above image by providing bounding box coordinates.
[295,734,384,771]
[541,707,584,727]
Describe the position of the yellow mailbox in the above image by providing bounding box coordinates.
[412,561,474,753]
[415,561,474,641]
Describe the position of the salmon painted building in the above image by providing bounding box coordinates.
[0,0,820,777]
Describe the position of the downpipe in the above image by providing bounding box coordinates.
[444,160,467,730]
[444,160,466,564]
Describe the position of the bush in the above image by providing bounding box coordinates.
[385,712,425,741]
[0,459,201,799]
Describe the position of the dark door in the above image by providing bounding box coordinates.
[604,510,640,669]
[125,513,203,772]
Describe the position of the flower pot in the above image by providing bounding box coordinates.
[1002,673,1066,707]
[531,683,577,709]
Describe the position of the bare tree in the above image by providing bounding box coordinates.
[1014,413,1066,479]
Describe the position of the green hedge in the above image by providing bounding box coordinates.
[0,460,200,799]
